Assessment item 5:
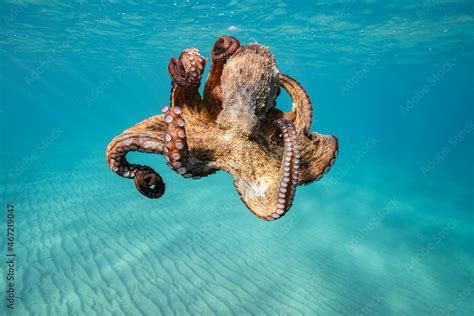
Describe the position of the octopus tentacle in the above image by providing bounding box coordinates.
[277,73,337,184]
[160,104,194,178]
[278,73,313,136]
[266,118,300,220]
[203,35,240,114]
[168,48,215,122]
[211,35,241,62]
[134,169,165,199]
[297,133,338,185]
[165,50,218,178]
[106,115,167,198]
[168,48,206,88]
[161,100,218,179]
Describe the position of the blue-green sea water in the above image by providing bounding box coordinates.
[1,1,473,315]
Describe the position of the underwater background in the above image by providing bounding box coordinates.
[1,1,473,315]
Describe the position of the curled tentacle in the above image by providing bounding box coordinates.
[168,48,213,120]
[168,58,188,87]
[278,73,313,136]
[134,168,165,199]
[203,36,241,113]
[211,35,241,62]
[168,48,206,88]
[106,115,167,198]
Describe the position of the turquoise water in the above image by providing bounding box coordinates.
[1,1,473,315]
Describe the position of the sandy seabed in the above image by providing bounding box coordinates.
[1,151,472,315]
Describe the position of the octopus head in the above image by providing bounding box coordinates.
[217,44,280,132]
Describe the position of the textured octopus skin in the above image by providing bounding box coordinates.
[106,36,338,221]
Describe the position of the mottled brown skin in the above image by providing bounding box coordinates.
[106,36,338,221]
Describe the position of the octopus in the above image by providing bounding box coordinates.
[106,36,338,221]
